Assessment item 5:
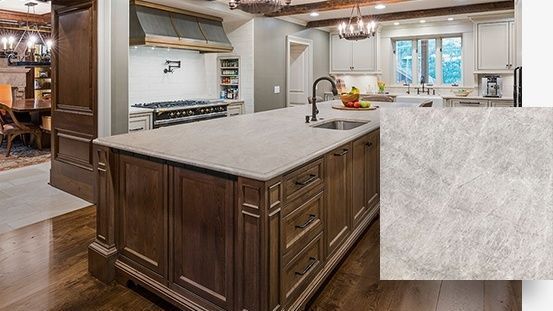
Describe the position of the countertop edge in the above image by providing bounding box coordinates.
[94,122,381,181]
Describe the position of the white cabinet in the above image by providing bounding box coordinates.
[129,111,153,132]
[227,101,245,116]
[476,21,516,71]
[489,100,513,107]
[330,34,378,73]
[331,34,353,72]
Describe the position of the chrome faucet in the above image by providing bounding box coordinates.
[309,77,338,122]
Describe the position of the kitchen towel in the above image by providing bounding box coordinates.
[380,108,553,280]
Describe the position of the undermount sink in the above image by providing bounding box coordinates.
[312,120,368,130]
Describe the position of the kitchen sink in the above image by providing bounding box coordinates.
[312,120,368,130]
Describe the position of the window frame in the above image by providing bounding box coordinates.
[393,34,463,87]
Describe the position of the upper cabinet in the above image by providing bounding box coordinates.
[475,20,516,72]
[330,34,378,74]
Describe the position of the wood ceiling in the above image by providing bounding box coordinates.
[265,0,514,28]
[0,9,51,25]
[266,0,414,17]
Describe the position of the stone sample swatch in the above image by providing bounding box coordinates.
[380,108,553,280]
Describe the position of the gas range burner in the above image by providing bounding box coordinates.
[132,99,229,128]
[133,100,219,109]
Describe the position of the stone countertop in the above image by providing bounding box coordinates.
[442,95,514,101]
[380,108,553,280]
[129,107,154,115]
[96,100,423,181]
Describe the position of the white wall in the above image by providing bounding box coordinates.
[129,47,215,105]
[220,19,255,113]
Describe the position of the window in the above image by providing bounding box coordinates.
[395,40,413,84]
[394,36,463,86]
[442,37,463,85]
[418,39,437,84]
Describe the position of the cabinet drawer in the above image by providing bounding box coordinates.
[283,191,324,257]
[129,115,151,132]
[451,99,489,107]
[283,232,324,303]
[283,158,324,203]
[227,105,242,116]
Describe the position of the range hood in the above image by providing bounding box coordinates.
[130,0,233,53]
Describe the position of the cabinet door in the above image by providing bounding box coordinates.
[325,143,352,257]
[477,22,510,71]
[331,34,353,72]
[352,131,380,229]
[117,155,167,283]
[171,167,234,309]
[509,21,516,68]
[352,36,377,72]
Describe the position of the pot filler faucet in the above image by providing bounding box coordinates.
[309,77,339,123]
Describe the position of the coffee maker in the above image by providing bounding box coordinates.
[481,75,503,98]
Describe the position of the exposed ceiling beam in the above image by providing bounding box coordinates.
[266,0,414,17]
[0,9,51,25]
[306,1,514,28]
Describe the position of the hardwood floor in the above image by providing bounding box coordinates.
[0,207,521,311]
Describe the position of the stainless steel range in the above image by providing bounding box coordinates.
[132,100,228,128]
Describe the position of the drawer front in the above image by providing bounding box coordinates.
[283,191,324,257]
[283,232,324,303]
[228,106,242,116]
[451,99,489,107]
[129,115,150,132]
[283,158,324,203]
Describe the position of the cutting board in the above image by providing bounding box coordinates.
[332,104,378,111]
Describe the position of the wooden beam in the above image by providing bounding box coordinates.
[306,1,514,28]
[0,9,51,25]
[266,0,414,17]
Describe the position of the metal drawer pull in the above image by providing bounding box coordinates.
[295,257,318,276]
[334,149,349,156]
[295,214,317,229]
[295,174,317,186]
[459,102,480,105]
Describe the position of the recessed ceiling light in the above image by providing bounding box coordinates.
[394,22,400,26]
[375,4,386,10]
[420,20,426,23]
[310,12,319,17]
[448,17,454,21]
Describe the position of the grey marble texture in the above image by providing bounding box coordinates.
[380,108,553,280]
[96,100,423,181]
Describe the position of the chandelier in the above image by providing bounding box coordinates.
[338,4,377,41]
[229,0,291,14]
[0,2,53,66]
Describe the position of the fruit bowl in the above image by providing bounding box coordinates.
[340,93,360,105]
[453,89,472,97]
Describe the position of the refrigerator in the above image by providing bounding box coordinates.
[514,66,522,107]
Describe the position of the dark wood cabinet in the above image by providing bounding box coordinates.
[89,130,380,311]
[352,130,380,229]
[117,154,167,283]
[171,167,234,310]
[324,143,352,258]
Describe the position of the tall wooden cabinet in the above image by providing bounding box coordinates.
[50,0,98,202]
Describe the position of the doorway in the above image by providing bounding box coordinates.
[286,36,313,107]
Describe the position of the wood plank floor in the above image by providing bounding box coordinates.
[0,206,521,311]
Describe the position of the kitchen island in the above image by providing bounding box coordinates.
[88,100,425,311]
